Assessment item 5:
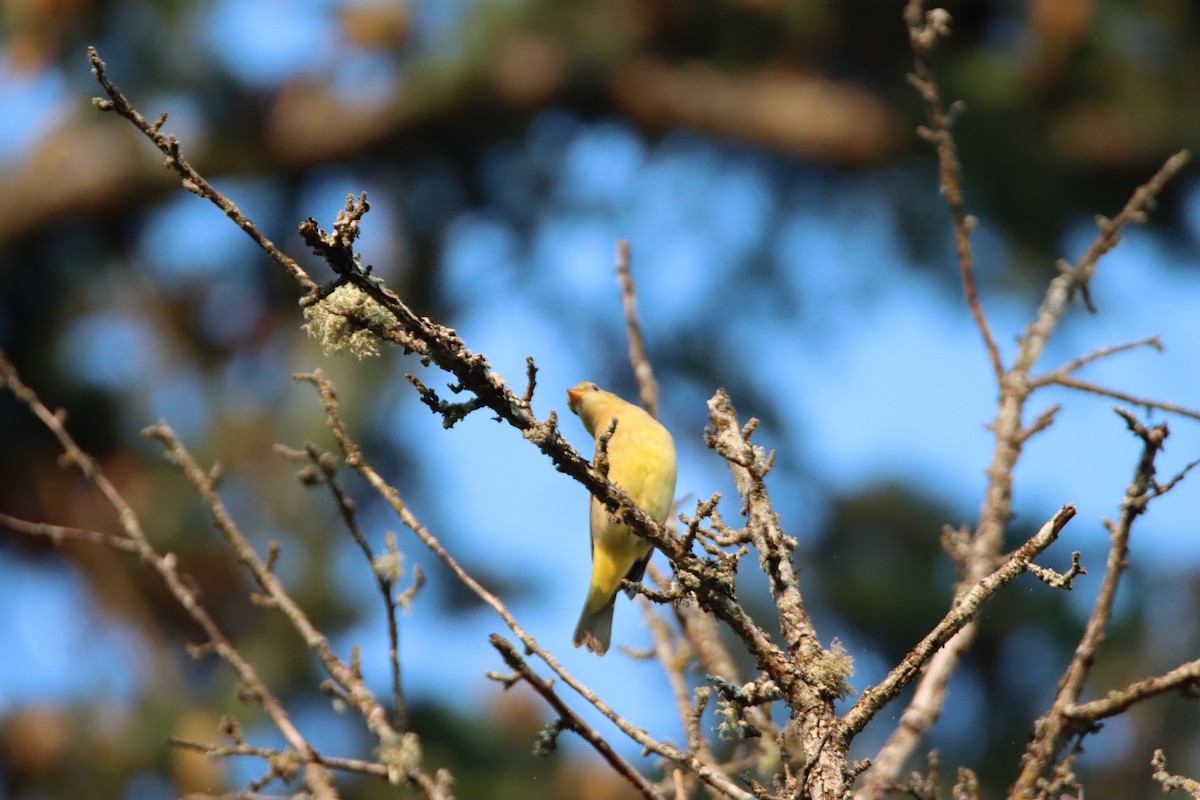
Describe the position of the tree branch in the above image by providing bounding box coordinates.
[1152,750,1200,798]
[1011,411,1177,798]
[1066,658,1200,724]
[704,391,818,664]
[88,47,318,294]
[615,239,659,417]
[842,505,1076,738]
[1039,375,1200,422]
[905,0,1004,385]
[1030,336,1163,386]
[489,634,667,800]
[288,442,410,731]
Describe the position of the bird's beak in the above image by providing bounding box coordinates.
[566,388,584,412]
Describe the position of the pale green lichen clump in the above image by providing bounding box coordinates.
[379,732,423,785]
[811,639,855,700]
[372,547,405,583]
[302,284,397,359]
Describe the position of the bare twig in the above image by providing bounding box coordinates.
[1031,336,1163,386]
[1012,411,1174,797]
[704,390,851,793]
[648,561,778,755]
[169,737,390,779]
[521,356,538,408]
[905,0,1004,385]
[856,8,1018,785]
[673,769,689,800]
[639,596,710,761]
[181,794,313,800]
[1062,150,1190,294]
[1011,151,1188,390]
[705,391,815,663]
[1065,657,1200,723]
[1152,750,1200,798]
[594,416,619,481]
[1039,375,1200,422]
[404,374,487,428]
[953,767,979,800]
[87,47,317,294]
[489,635,666,800]
[1024,552,1085,590]
[1018,404,1062,444]
[0,514,141,554]
[615,240,659,417]
[843,505,1076,737]
[301,443,407,730]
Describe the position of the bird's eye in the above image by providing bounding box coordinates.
[588,383,599,391]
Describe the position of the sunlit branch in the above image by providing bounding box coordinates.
[88,47,318,294]
[1066,657,1200,724]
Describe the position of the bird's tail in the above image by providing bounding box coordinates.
[573,590,616,656]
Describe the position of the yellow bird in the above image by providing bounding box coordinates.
[567,381,677,656]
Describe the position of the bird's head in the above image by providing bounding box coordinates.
[566,380,603,416]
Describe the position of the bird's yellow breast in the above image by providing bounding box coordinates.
[604,421,677,523]
[581,393,677,522]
